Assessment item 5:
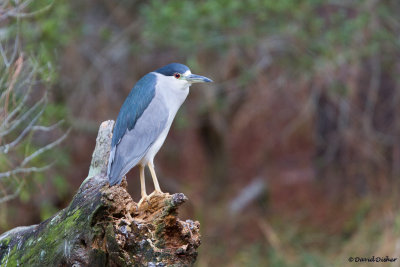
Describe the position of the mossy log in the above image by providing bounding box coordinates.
[0,121,201,267]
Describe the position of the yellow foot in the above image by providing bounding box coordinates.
[148,190,167,198]
[137,195,150,207]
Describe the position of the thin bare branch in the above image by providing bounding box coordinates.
[20,129,70,167]
[0,105,45,153]
[0,61,38,103]
[0,0,34,21]
[0,54,23,119]
[0,84,33,130]
[31,120,64,132]
[0,34,19,69]
[0,1,53,21]
[229,177,267,215]
[8,34,20,67]
[0,183,23,204]
[0,95,44,137]
[0,42,11,68]
[0,164,53,179]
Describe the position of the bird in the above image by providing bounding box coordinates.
[107,63,212,204]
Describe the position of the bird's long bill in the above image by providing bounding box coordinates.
[185,74,213,83]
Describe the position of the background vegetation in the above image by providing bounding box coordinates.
[1,0,400,266]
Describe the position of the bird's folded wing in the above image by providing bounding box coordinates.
[108,95,169,185]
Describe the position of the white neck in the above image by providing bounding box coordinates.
[152,72,190,119]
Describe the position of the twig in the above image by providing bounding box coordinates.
[0,183,23,204]
[0,105,45,153]
[0,84,32,127]
[0,0,33,21]
[0,164,53,179]
[0,61,36,103]
[3,54,23,121]
[0,1,53,21]
[20,129,70,167]
[0,93,43,137]
[0,42,10,68]
[229,177,267,215]
[31,120,64,132]
[258,219,282,252]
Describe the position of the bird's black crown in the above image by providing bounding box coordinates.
[154,63,190,76]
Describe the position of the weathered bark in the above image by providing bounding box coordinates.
[0,121,201,267]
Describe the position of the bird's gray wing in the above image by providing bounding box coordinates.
[111,73,157,148]
[107,93,169,185]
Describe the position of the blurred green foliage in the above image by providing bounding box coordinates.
[142,0,398,76]
[21,0,72,82]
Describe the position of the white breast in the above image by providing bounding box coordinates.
[139,72,190,166]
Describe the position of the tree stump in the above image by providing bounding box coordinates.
[0,121,201,266]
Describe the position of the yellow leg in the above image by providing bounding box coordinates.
[140,165,147,198]
[148,162,162,193]
[138,165,148,205]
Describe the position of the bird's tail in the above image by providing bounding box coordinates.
[107,146,122,186]
[108,174,122,186]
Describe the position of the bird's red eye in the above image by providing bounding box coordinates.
[174,73,181,79]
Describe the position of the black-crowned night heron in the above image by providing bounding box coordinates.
[107,63,212,204]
